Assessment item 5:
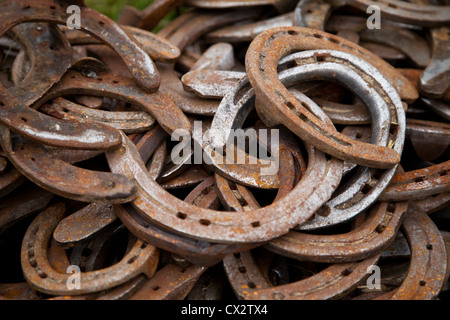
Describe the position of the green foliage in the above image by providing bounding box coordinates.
[85,0,154,21]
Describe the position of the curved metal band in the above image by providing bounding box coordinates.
[36,69,190,136]
[8,23,73,108]
[374,208,447,300]
[266,201,407,263]
[0,126,137,204]
[209,48,404,230]
[106,129,342,243]
[246,30,406,168]
[223,249,380,300]
[0,0,159,92]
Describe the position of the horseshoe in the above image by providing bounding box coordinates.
[398,69,450,103]
[0,87,123,150]
[117,130,258,266]
[118,0,185,31]
[294,0,332,30]
[189,42,235,72]
[207,49,404,230]
[406,119,450,161]
[0,186,53,237]
[205,12,294,43]
[0,161,25,199]
[68,222,126,273]
[358,25,431,68]
[21,202,160,296]
[157,8,264,52]
[410,193,450,215]
[182,69,373,125]
[63,25,181,63]
[421,97,450,121]
[156,9,264,116]
[160,165,211,190]
[114,203,256,267]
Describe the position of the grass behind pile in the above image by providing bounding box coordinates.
[85,0,153,21]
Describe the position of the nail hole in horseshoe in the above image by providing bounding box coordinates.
[152,285,160,291]
[238,266,247,273]
[355,132,363,139]
[50,5,56,10]
[99,21,105,26]
[199,219,211,226]
[251,221,260,228]
[233,252,241,259]
[387,203,395,212]
[426,244,433,250]
[21,117,28,123]
[140,243,147,249]
[420,280,426,286]
[248,281,256,289]
[176,212,187,220]
[22,5,30,9]
[288,30,298,36]
[440,171,448,177]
